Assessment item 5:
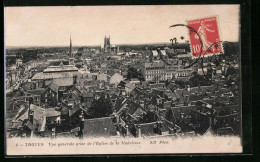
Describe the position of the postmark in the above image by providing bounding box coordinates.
[187,16,223,58]
[168,22,224,82]
[168,24,203,68]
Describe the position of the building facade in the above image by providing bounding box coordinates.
[141,60,193,82]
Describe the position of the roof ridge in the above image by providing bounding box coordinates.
[84,116,113,121]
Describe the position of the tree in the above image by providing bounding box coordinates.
[87,93,113,119]
[175,80,188,89]
[189,74,211,87]
[127,67,145,81]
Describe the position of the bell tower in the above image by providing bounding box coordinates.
[69,35,73,57]
[69,35,75,65]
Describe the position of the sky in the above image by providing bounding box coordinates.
[4,5,240,47]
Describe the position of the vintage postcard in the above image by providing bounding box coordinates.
[5,5,242,155]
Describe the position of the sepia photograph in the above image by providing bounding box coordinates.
[4,5,242,155]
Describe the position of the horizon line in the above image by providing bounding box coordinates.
[5,42,172,48]
[5,40,237,49]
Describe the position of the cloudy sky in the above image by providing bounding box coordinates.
[5,5,240,46]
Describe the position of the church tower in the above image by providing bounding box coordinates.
[104,35,111,53]
[69,35,75,65]
[69,35,73,57]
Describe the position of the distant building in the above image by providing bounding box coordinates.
[104,36,111,53]
[141,59,193,82]
[31,61,79,87]
[103,36,119,53]
[100,63,107,74]
[141,61,166,82]
[43,62,78,73]
[110,73,124,85]
[97,73,108,82]
[16,58,23,67]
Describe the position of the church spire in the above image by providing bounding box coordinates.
[70,34,73,57]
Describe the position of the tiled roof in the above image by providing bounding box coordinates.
[203,127,216,136]
[127,101,145,115]
[32,72,74,80]
[189,87,199,94]
[46,78,73,94]
[130,78,140,82]
[122,71,128,76]
[27,88,45,95]
[30,104,61,131]
[177,120,194,133]
[137,122,157,137]
[13,106,29,122]
[82,102,92,109]
[69,104,84,117]
[110,73,124,85]
[189,94,204,101]
[144,62,165,68]
[97,73,108,81]
[125,83,135,90]
[53,78,73,87]
[115,97,128,112]
[49,82,59,93]
[82,117,118,137]
[165,91,177,99]
[166,83,178,91]
[131,107,146,117]
[43,65,78,73]
[45,108,61,117]
[82,90,93,98]
[136,119,175,137]
[60,105,70,115]
[72,87,83,97]
[23,120,35,130]
[66,92,80,100]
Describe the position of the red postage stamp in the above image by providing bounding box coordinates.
[187,16,223,58]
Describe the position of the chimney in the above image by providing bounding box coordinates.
[73,76,77,85]
[181,113,184,121]
[169,127,174,134]
[136,125,141,138]
[126,125,129,136]
[114,113,120,125]
[156,121,162,135]
[29,110,34,125]
[79,111,85,139]
[30,129,34,138]
[144,99,147,111]
[209,115,214,128]
[51,127,56,138]
[187,85,190,92]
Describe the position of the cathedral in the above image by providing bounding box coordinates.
[103,36,119,53]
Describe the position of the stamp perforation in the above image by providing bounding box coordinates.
[186,15,224,59]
